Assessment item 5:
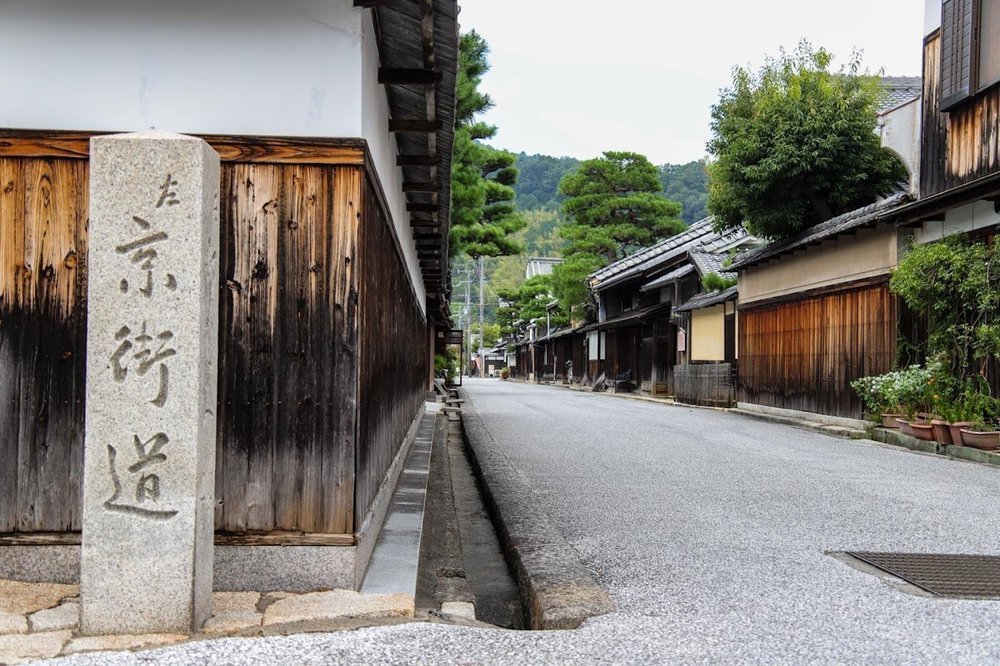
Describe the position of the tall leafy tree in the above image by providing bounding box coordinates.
[552,151,684,316]
[707,41,906,240]
[449,31,527,258]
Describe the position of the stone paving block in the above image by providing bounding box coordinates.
[212,591,261,614]
[262,590,414,626]
[201,611,263,634]
[62,633,188,655]
[29,601,79,633]
[0,612,28,636]
[0,580,78,615]
[439,602,476,620]
[0,630,72,663]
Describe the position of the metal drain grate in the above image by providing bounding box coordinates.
[847,552,1000,599]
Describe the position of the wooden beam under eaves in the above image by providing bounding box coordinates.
[379,68,443,85]
[403,181,442,193]
[397,154,440,167]
[410,220,440,228]
[407,203,438,213]
[389,119,442,133]
[353,0,391,7]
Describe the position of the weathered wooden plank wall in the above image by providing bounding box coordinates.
[0,134,391,539]
[355,176,428,527]
[738,284,895,418]
[0,157,88,532]
[216,163,359,535]
[674,363,735,407]
[921,32,1000,197]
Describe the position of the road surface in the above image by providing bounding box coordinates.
[55,379,1000,664]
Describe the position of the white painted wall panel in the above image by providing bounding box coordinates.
[0,0,363,137]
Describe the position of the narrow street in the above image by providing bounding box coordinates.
[60,379,1000,664]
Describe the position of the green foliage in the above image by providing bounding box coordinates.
[513,153,581,210]
[706,41,906,240]
[701,272,737,292]
[551,252,605,318]
[450,31,527,258]
[851,364,934,421]
[659,160,709,224]
[496,275,566,337]
[434,351,459,383]
[558,151,684,262]
[890,235,1000,383]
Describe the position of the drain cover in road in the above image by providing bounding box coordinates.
[847,552,1000,599]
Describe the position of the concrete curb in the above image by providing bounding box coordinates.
[456,388,615,630]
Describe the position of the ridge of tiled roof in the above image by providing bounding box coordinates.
[675,285,739,313]
[589,217,716,289]
[728,192,911,271]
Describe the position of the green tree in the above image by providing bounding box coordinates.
[552,151,684,318]
[449,31,527,258]
[707,41,906,240]
[558,151,684,263]
[496,275,564,337]
[659,160,709,224]
[513,153,581,210]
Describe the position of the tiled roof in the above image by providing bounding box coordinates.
[728,192,911,271]
[589,218,716,289]
[689,250,734,280]
[880,76,921,113]
[640,264,695,292]
[675,285,739,312]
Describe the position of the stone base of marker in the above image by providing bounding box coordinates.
[80,131,220,635]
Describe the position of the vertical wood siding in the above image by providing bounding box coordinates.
[1,145,367,537]
[738,284,895,418]
[216,163,359,535]
[0,158,88,532]
[922,32,1000,196]
[355,177,428,527]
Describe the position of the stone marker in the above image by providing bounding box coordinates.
[80,131,220,635]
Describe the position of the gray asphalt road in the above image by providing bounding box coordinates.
[54,379,1000,664]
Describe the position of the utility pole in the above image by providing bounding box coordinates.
[464,263,472,377]
[478,255,485,378]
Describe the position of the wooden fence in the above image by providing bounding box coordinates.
[738,282,895,419]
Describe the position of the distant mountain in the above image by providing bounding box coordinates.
[514,152,709,225]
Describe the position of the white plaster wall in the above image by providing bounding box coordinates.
[361,15,427,313]
[0,0,363,137]
[879,98,921,193]
[916,199,1000,244]
[926,0,942,35]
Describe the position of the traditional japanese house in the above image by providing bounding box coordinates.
[732,0,1000,421]
[730,192,914,419]
[586,219,756,395]
[897,0,1000,245]
[0,0,458,591]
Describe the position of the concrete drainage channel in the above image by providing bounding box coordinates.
[444,388,614,631]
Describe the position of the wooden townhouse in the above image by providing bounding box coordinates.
[0,0,459,591]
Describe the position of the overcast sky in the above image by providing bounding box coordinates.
[456,0,926,165]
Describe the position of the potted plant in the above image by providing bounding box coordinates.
[499,367,510,380]
[956,385,1000,449]
[851,372,902,428]
[895,365,933,437]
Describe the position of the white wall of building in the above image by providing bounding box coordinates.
[878,98,922,194]
[0,0,427,314]
[361,15,426,311]
[0,0,364,137]
[916,199,1000,244]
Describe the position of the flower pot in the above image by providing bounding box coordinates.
[930,419,953,446]
[909,421,937,441]
[896,418,914,436]
[881,413,902,428]
[959,429,1000,450]
[947,422,972,446]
